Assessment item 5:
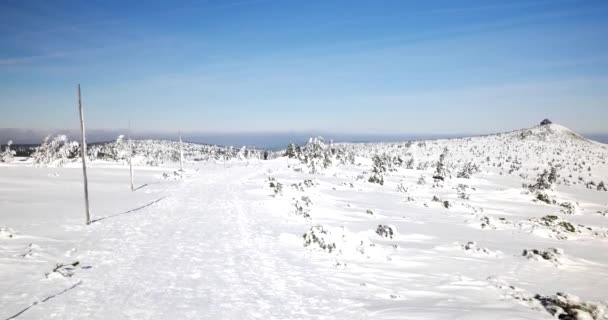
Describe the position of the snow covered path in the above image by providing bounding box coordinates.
[27,164,363,319]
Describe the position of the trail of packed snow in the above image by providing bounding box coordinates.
[17,164,366,319]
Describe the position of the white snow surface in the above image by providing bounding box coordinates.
[1,124,608,319]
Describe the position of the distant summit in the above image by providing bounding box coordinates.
[540,119,553,126]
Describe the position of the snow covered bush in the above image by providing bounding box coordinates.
[293,196,312,219]
[460,241,493,255]
[376,225,394,239]
[285,143,301,158]
[160,170,184,180]
[303,225,337,253]
[268,177,283,196]
[110,135,128,161]
[432,196,451,208]
[86,139,262,166]
[522,248,563,264]
[0,140,16,163]
[298,137,333,174]
[433,147,449,181]
[559,202,577,215]
[334,148,355,166]
[31,135,79,167]
[405,157,415,169]
[368,154,389,185]
[457,162,479,179]
[534,292,607,320]
[530,166,558,191]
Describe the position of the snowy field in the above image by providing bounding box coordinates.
[1,123,608,319]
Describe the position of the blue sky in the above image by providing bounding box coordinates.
[1,0,607,135]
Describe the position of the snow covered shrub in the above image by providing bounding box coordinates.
[535,192,555,205]
[376,225,394,239]
[417,175,427,185]
[108,135,128,161]
[559,202,577,215]
[461,241,493,255]
[368,154,389,185]
[480,216,498,229]
[433,147,449,181]
[303,225,337,253]
[160,170,183,180]
[31,135,79,167]
[534,292,607,320]
[586,181,597,190]
[0,140,16,163]
[597,181,607,191]
[334,148,355,166]
[392,155,404,167]
[396,181,408,193]
[432,196,451,209]
[268,177,283,196]
[291,182,305,192]
[293,196,312,219]
[522,248,563,264]
[456,183,472,200]
[299,137,332,174]
[285,143,301,158]
[456,162,479,179]
[405,157,415,169]
[530,166,558,191]
[539,215,576,233]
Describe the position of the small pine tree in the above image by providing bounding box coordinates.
[433,147,449,181]
[530,166,558,191]
[300,137,332,174]
[285,143,299,158]
[457,162,479,179]
[0,140,16,163]
[368,154,388,185]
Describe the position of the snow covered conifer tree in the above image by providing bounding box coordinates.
[286,143,303,159]
[530,166,558,191]
[369,154,390,185]
[112,135,127,161]
[457,162,479,179]
[0,140,16,163]
[300,137,332,174]
[433,147,449,181]
[32,134,78,166]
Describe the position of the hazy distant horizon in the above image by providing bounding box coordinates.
[1,127,606,149]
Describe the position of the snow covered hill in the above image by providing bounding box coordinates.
[1,122,607,319]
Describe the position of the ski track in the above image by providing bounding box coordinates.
[31,166,362,319]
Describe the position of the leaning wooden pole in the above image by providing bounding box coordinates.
[78,84,91,225]
[128,121,134,191]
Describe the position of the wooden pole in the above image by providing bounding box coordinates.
[78,84,91,225]
[128,121,134,191]
[179,132,184,171]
